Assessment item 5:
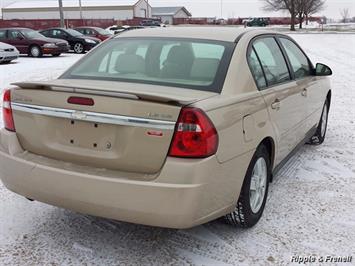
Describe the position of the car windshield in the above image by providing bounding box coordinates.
[21,29,44,39]
[95,28,112,35]
[66,29,83,37]
[61,37,235,92]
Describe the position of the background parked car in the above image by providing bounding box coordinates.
[0,28,70,57]
[140,20,164,27]
[0,42,19,63]
[40,28,101,54]
[74,27,112,41]
[246,17,270,27]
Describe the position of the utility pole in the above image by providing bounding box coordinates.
[146,0,149,18]
[79,0,83,21]
[58,0,65,28]
[0,0,2,19]
[220,0,223,19]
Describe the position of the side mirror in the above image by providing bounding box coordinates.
[315,63,332,76]
[17,35,24,40]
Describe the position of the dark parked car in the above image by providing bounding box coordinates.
[74,27,112,41]
[246,18,270,27]
[139,20,162,27]
[0,28,69,57]
[40,28,101,54]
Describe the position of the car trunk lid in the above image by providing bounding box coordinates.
[10,79,217,175]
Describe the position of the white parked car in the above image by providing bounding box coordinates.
[0,42,19,64]
[105,25,131,35]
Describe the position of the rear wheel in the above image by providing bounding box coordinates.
[73,42,84,54]
[225,145,270,228]
[29,45,42,57]
[308,100,329,145]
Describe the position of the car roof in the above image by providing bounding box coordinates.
[75,26,98,29]
[1,27,31,31]
[115,26,259,42]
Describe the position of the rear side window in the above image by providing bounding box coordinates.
[76,28,85,34]
[40,30,50,36]
[248,48,267,89]
[62,38,235,92]
[0,30,6,40]
[252,37,290,87]
[279,38,311,79]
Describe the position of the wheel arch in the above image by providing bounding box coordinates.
[326,90,332,107]
[259,137,275,176]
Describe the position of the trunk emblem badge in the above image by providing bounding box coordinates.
[71,111,87,120]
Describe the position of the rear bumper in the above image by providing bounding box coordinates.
[0,129,251,228]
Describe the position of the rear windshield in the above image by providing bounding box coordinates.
[66,29,83,37]
[95,27,112,35]
[61,37,235,92]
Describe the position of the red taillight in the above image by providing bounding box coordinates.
[168,107,218,158]
[2,89,16,132]
[67,96,94,106]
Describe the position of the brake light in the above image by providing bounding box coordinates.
[67,96,94,106]
[2,89,15,132]
[169,107,218,158]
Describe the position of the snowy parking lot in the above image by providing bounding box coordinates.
[0,34,354,265]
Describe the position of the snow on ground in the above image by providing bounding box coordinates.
[0,34,355,265]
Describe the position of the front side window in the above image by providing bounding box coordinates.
[8,30,22,40]
[252,37,290,87]
[61,38,235,92]
[279,38,311,79]
[20,29,44,39]
[51,29,65,38]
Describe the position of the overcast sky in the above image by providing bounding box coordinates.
[1,0,355,19]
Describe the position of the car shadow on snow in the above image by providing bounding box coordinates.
[9,205,243,264]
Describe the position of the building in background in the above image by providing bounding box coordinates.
[2,0,152,20]
[152,6,191,25]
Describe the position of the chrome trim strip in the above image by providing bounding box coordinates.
[11,102,176,130]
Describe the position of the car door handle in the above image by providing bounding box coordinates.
[271,99,281,110]
[301,88,308,97]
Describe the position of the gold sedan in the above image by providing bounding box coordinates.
[0,27,332,228]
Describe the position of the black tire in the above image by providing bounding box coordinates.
[29,45,42,57]
[73,42,85,54]
[225,145,271,228]
[308,100,329,145]
[52,53,61,57]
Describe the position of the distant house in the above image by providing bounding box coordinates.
[2,0,152,20]
[152,6,191,25]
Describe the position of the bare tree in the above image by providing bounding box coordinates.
[296,0,325,29]
[340,8,350,23]
[262,0,297,31]
[262,0,325,30]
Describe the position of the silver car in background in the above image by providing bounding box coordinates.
[0,42,19,64]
